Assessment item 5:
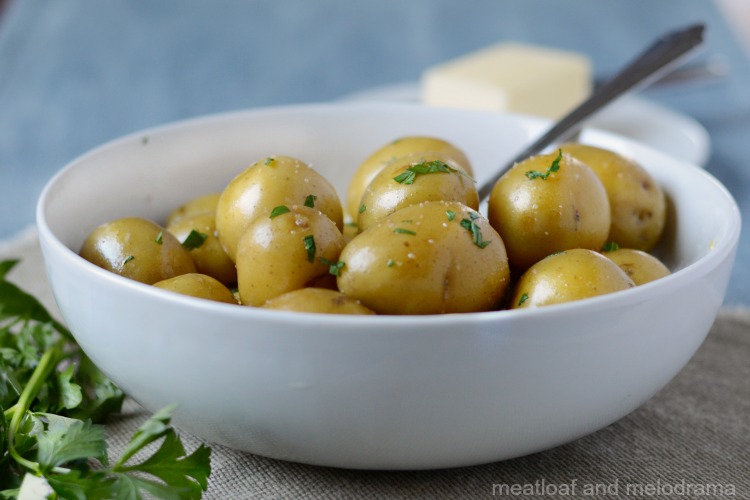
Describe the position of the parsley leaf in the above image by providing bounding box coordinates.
[0,262,212,498]
[460,218,491,249]
[182,230,208,251]
[320,258,345,276]
[525,149,563,180]
[601,241,620,252]
[304,235,316,263]
[393,160,473,185]
[393,228,416,235]
[304,194,317,208]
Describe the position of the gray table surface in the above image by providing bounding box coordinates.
[0,0,748,305]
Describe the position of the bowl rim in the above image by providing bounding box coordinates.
[36,102,742,328]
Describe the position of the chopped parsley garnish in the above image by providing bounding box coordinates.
[525,149,563,180]
[264,156,275,166]
[601,241,620,252]
[460,218,491,249]
[518,293,529,306]
[270,205,291,218]
[304,235,316,263]
[446,210,456,221]
[304,194,317,208]
[181,230,208,250]
[393,160,473,185]
[154,230,163,244]
[387,259,394,267]
[393,228,416,235]
[122,255,135,265]
[321,257,345,276]
[359,204,366,214]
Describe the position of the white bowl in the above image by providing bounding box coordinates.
[37,102,740,470]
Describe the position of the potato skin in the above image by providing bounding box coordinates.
[216,155,343,262]
[487,151,610,270]
[165,192,221,227]
[602,248,670,285]
[167,213,237,286]
[357,153,478,232]
[153,273,238,304]
[262,288,375,315]
[236,205,345,306]
[338,201,510,315]
[79,217,195,284]
[511,248,636,308]
[345,136,473,220]
[561,143,666,251]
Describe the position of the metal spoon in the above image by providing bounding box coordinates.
[477,23,706,201]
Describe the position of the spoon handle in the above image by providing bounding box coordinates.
[477,23,705,201]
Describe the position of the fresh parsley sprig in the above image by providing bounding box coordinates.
[0,259,211,498]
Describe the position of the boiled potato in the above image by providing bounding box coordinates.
[165,192,221,227]
[511,248,636,308]
[338,201,510,315]
[345,136,473,220]
[79,217,195,284]
[343,222,359,244]
[216,155,343,262]
[167,213,237,286]
[487,151,610,270]
[236,205,345,306]
[602,247,671,285]
[560,143,666,251]
[262,288,375,315]
[357,153,478,232]
[153,273,237,304]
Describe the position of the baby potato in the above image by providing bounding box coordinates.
[79,217,195,284]
[236,205,345,306]
[342,222,359,244]
[166,213,237,286]
[560,143,666,251]
[262,288,375,315]
[357,153,478,232]
[345,136,473,220]
[165,192,221,227]
[512,248,636,308]
[487,150,610,270]
[602,247,671,285]
[337,201,510,315]
[216,155,344,262]
[153,273,237,304]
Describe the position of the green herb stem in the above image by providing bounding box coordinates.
[7,343,64,473]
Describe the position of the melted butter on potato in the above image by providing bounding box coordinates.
[338,201,510,315]
[512,248,635,308]
[216,155,343,262]
[345,136,473,220]
[262,288,375,315]
[236,205,345,306]
[487,151,610,270]
[560,143,666,251]
[357,153,478,232]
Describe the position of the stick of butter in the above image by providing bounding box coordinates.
[420,42,592,119]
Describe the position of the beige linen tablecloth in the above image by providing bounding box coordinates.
[2,227,748,499]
